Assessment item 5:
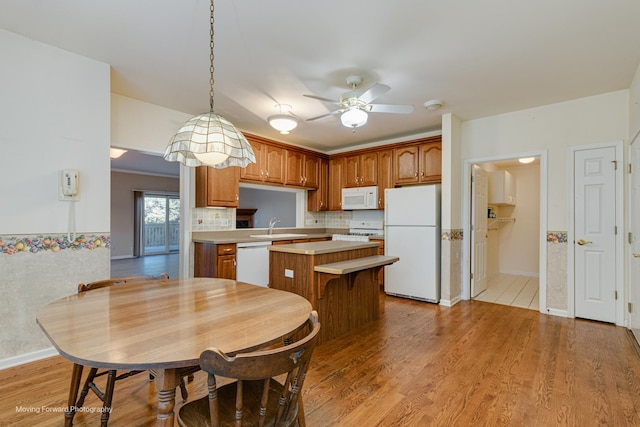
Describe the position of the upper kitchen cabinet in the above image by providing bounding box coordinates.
[393,140,442,185]
[345,152,377,187]
[240,137,285,184]
[377,149,394,209]
[489,170,516,205]
[285,150,319,188]
[195,165,240,208]
[328,157,345,210]
[308,158,329,211]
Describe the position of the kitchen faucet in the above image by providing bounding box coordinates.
[268,217,281,235]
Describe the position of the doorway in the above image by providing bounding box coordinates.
[463,151,547,312]
[630,131,640,340]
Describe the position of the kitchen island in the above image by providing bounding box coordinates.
[268,240,398,344]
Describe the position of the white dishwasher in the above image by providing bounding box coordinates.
[236,241,272,287]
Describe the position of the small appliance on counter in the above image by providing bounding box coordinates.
[332,220,384,242]
[384,184,441,302]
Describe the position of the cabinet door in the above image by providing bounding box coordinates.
[196,166,240,207]
[377,149,394,209]
[328,158,344,210]
[240,140,265,182]
[217,255,236,280]
[359,152,378,186]
[393,146,420,184]
[308,158,328,211]
[264,144,285,184]
[344,155,360,187]
[420,142,442,183]
[303,155,319,188]
[285,150,304,186]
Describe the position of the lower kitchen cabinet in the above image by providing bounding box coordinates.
[194,242,236,279]
[371,238,385,287]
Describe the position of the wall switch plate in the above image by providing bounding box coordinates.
[284,269,294,278]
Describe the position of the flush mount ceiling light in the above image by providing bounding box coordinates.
[267,104,298,134]
[163,0,255,168]
[341,106,368,129]
[109,148,127,159]
[518,157,535,164]
[424,99,443,111]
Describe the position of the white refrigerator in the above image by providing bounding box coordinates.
[384,184,441,302]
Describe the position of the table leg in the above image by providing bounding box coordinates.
[64,363,84,427]
[154,368,179,427]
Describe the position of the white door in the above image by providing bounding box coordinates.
[574,147,617,323]
[630,137,640,335]
[471,166,488,297]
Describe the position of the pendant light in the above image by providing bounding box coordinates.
[164,0,255,168]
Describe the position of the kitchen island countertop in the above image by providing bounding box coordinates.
[267,240,379,255]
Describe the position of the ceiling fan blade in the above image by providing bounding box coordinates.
[306,110,343,121]
[368,103,414,114]
[357,83,391,104]
[303,94,340,105]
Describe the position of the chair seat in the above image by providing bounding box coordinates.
[178,379,299,427]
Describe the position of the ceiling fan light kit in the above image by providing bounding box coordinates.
[341,106,368,129]
[267,104,298,134]
[304,74,413,130]
[163,0,255,168]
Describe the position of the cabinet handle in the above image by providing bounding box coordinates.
[266,171,269,177]
[235,194,239,201]
[421,171,425,177]
[414,172,418,178]
[260,170,264,177]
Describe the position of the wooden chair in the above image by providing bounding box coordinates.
[177,311,321,427]
[69,273,194,426]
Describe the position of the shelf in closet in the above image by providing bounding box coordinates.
[488,217,515,227]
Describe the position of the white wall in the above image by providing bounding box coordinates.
[0,29,111,365]
[461,90,628,230]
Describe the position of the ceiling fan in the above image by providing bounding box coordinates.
[304,75,414,131]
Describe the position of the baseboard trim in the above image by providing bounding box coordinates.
[499,270,539,278]
[544,308,568,318]
[111,255,136,260]
[439,295,462,307]
[0,347,58,371]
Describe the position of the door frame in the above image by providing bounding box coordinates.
[629,129,640,335]
[567,141,624,325]
[461,150,548,314]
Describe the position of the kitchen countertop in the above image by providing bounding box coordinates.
[193,230,334,244]
[267,240,380,255]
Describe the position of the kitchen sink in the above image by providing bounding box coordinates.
[249,233,308,238]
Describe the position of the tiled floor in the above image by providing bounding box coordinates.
[474,273,539,311]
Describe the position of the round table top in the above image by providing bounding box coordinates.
[37,278,312,370]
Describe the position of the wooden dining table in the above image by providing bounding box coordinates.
[36,277,313,426]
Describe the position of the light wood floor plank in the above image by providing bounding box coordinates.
[1,294,639,426]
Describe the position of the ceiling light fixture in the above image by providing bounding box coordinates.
[518,157,535,164]
[268,104,298,134]
[424,99,443,111]
[163,0,255,168]
[341,106,368,130]
[109,148,127,159]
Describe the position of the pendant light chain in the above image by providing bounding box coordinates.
[209,0,215,113]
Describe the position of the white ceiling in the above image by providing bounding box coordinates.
[2,0,640,157]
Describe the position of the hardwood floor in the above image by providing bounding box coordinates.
[111,253,179,279]
[2,294,639,426]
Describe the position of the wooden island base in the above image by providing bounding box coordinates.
[268,241,398,344]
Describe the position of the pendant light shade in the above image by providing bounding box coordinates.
[164,111,256,168]
[163,0,255,168]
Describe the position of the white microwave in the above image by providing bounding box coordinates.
[341,186,379,210]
